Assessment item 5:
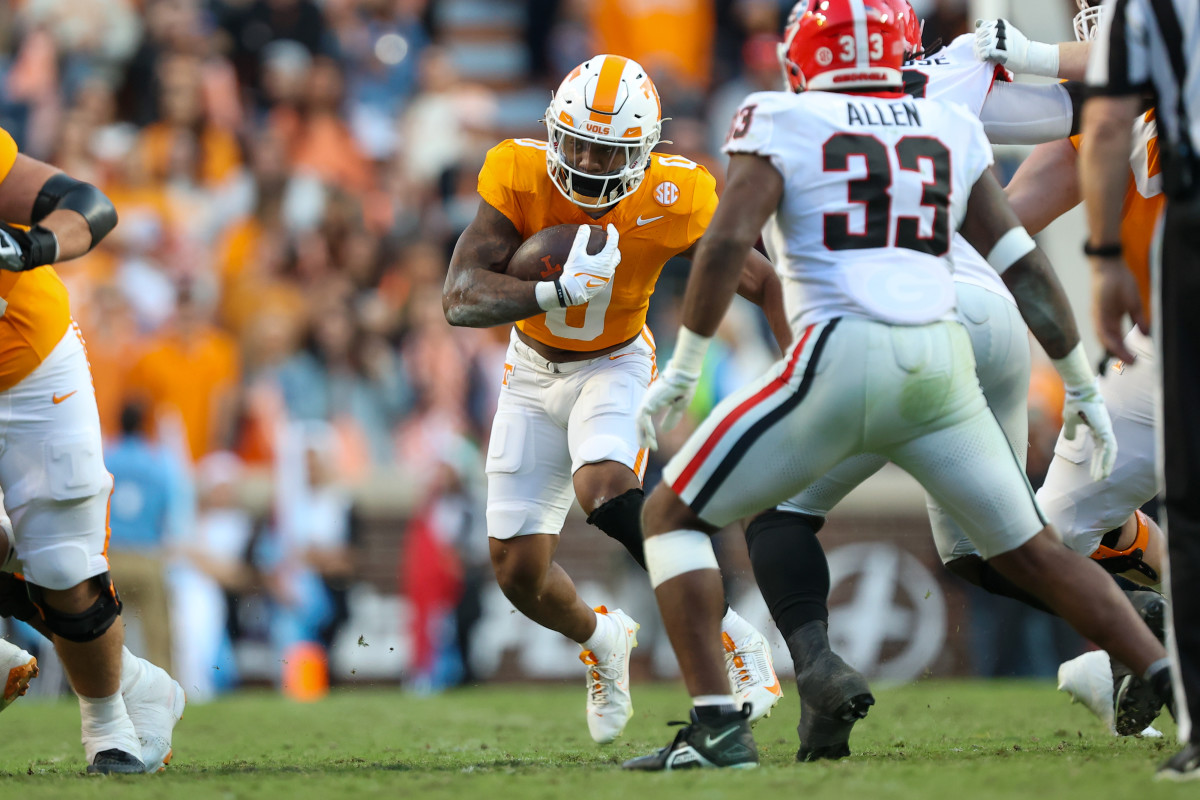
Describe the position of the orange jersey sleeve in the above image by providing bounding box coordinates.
[1070,111,1164,323]
[478,140,717,352]
[0,128,17,181]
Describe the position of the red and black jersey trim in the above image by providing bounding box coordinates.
[679,318,840,515]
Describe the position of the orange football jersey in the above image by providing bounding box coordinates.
[477,138,717,352]
[1071,110,1164,323]
[0,127,73,391]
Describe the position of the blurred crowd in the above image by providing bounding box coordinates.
[3,0,1091,696]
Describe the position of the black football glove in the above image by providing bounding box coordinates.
[0,222,58,272]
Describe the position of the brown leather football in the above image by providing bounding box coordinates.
[505,224,607,281]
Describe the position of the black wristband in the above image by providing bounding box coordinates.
[25,225,58,268]
[1083,240,1122,257]
[552,277,568,308]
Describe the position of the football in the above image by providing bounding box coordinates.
[505,224,607,282]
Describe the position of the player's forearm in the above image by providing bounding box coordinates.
[734,252,792,353]
[681,237,751,338]
[1056,42,1090,81]
[442,269,542,328]
[36,209,93,262]
[1079,96,1138,248]
[1002,253,1081,359]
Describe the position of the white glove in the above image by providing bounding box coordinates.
[556,223,621,307]
[636,362,702,451]
[636,327,712,451]
[973,19,1060,78]
[1061,378,1118,481]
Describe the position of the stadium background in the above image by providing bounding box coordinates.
[0,0,1103,702]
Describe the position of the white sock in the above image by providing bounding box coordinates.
[79,690,141,762]
[581,610,619,660]
[720,608,755,643]
[120,647,145,689]
[693,694,737,709]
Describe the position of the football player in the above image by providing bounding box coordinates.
[0,126,184,773]
[740,0,1170,758]
[441,55,791,744]
[626,0,1172,770]
[981,3,1169,734]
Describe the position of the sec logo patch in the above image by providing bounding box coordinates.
[654,181,680,206]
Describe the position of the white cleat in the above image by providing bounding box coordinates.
[581,606,638,744]
[124,660,186,772]
[723,629,783,724]
[0,639,37,712]
[1056,651,1161,737]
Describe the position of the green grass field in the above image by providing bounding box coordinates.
[0,681,1187,799]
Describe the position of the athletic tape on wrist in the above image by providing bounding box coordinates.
[1026,40,1061,78]
[535,280,563,311]
[644,529,719,588]
[670,327,712,377]
[1051,342,1096,391]
[986,227,1037,274]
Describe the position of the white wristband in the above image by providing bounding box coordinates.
[535,280,562,311]
[986,227,1037,274]
[1025,40,1061,78]
[1050,342,1095,391]
[671,326,712,376]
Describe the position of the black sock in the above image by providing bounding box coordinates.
[745,509,829,640]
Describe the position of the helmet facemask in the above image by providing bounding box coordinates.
[1073,0,1102,41]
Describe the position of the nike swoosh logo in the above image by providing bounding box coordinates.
[585,277,609,289]
[52,391,77,405]
[609,352,637,360]
[704,727,739,748]
[636,215,664,226]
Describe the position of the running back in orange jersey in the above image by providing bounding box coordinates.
[1071,110,1164,323]
[476,137,717,352]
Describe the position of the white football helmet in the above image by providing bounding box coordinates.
[544,54,663,209]
[1073,0,1101,41]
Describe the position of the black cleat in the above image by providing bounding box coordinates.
[1113,589,1168,736]
[789,621,874,762]
[622,705,758,771]
[1156,742,1200,782]
[87,749,146,775]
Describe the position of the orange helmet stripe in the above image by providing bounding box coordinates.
[588,55,628,124]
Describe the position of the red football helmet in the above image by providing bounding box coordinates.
[778,0,907,93]
[883,0,924,58]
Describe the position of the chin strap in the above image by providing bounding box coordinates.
[1090,509,1159,583]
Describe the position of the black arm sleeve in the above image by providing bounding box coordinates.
[31,173,118,249]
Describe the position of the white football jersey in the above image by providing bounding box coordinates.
[903,34,1014,302]
[725,89,993,329]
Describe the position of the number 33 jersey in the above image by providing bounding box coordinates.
[477,138,717,352]
[725,90,993,330]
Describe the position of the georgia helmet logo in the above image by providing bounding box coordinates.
[654,181,680,206]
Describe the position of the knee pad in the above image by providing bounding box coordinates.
[0,572,36,622]
[1091,510,1159,583]
[586,488,646,569]
[26,572,123,643]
